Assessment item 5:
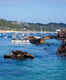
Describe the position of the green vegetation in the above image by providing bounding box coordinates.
[0,18,66,31]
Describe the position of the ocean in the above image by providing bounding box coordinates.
[0,33,66,80]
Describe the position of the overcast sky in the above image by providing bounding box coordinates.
[0,0,66,23]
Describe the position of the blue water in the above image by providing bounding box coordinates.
[0,33,66,80]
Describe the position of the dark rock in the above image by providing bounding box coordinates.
[4,50,35,60]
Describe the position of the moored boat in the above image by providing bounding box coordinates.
[11,39,30,45]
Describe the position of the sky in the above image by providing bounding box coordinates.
[0,0,66,23]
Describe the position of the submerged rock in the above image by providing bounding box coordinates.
[4,50,34,60]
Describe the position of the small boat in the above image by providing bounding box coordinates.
[11,39,30,45]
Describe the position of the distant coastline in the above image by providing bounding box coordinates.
[0,18,66,32]
[0,30,57,34]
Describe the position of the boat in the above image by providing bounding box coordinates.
[11,39,30,45]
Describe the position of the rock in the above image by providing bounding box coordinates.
[4,54,16,59]
[57,29,66,41]
[4,50,35,60]
[57,44,66,56]
[27,36,45,45]
[43,35,57,39]
[24,53,34,59]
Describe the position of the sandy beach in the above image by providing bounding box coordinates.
[0,30,57,34]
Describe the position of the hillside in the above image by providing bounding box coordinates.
[0,19,66,32]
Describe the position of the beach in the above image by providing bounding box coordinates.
[0,30,57,34]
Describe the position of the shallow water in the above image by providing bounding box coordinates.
[0,33,66,80]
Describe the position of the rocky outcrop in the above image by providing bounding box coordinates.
[25,36,45,45]
[57,29,66,40]
[56,29,66,56]
[4,50,34,60]
[43,35,57,39]
[57,43,66,56]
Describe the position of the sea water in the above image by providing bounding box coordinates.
[0,33,66,80]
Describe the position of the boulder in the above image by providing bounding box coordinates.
[57,44,66,56]
[4,50,35,60]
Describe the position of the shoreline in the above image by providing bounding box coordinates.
[0,30,57,33]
